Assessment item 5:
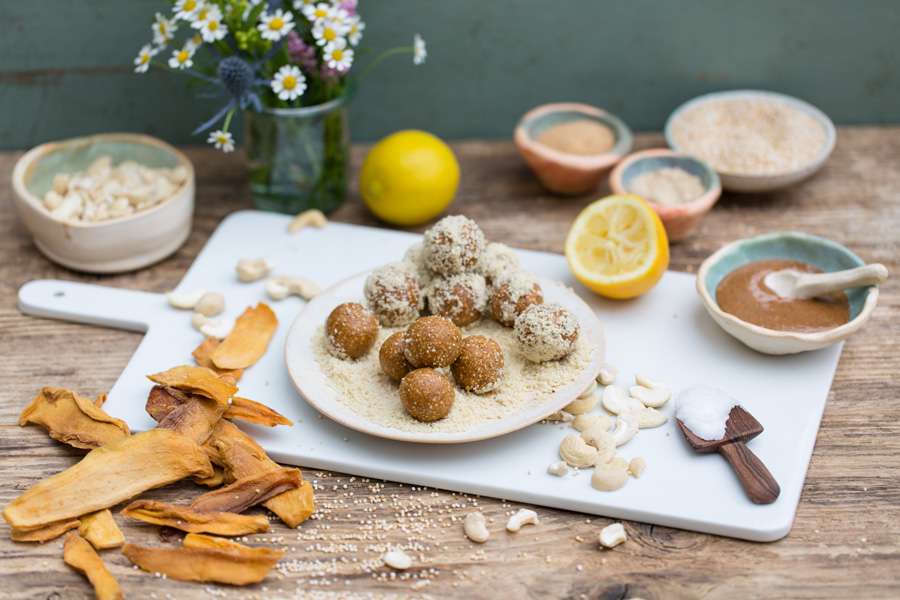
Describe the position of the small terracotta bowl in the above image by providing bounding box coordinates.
[697,232,880,355]
[514,102,632,195]
[610,148,721,241]
[11,133,194,274]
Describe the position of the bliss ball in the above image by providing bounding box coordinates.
[379,331,413,382]
[451,335,504,394]
[425,273,488,327]
[325,303,379,360]
[514,303,580,363]
[489,271,543,326]
[399,368,455,422]
[477,242,521,287]
[404,315,462,368]
[422,215,486,276]
[364,262,423,327]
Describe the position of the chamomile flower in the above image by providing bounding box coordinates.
[185,33,203,52]
[323,38,354,72]
[152,13,177,46]
[302,2,333,23]
[168,45,194,70]
[258,9,295,41]
[199,12,228,42]
[312,17,349,46]
[270,65,307,101]
[174,0,202,21]
[191,3,221,30]
[133,44,157,74]
[347,16,365,46]
[413,33,427,65]
[208,130,235,153]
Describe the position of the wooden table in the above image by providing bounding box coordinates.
[1,129,898,599]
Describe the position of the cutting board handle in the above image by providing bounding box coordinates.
[18,279,161,333]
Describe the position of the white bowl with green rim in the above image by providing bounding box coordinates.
[697,232,881,354]
[11,133,194,273]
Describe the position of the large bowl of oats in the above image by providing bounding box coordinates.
[12,133,194,273]
[665,90,835,193]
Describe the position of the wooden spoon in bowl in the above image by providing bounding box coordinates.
[764,263,888,300]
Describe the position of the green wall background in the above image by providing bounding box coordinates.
[1,1,898,150]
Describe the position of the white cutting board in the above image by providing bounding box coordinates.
[18,210,842,542]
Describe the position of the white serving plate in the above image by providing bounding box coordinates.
[285,273,604,444]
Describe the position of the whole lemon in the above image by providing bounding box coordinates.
[360,130,460,226]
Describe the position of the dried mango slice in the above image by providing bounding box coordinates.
[210,304,278,370]
[3,429,213,531]
[122,500,269,536]
[11,517,79,542]
[157,391,228,446]
[122,536,284,585]
[19,387,129,450]
[64,532,123,600]
[94,392,108,408]
[205,420,314,527]
[226,397,293,428]
[192,337,244,383]
[79,509,124,550]
[147,366,236,408]
[191,468,301,514]
[194,466,228,488]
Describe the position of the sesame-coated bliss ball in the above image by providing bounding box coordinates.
[425,273,488,327]
[514,303,580,363]
[379,331,413,382]
[364,262,423,327]
[451,335,505,394]
[489,271,544,327]
[325,302,379,360]
[477,242,521,287]
[404,315,462,368]
[422,215,486,276]
[399,368,455,422]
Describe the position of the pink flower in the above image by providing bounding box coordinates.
[339,0,357,16]
[286,31,318,72]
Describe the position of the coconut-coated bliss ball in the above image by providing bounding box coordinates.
[399,368,455,422]
[451,335,505,394]
[425,273,488,327]
[422,215,486,276]
[325,302,379,360]
[379,331,413,382]
[477,242,521,287]
[489,271,544,327]
[403,315,462,368]
[364,262,423,327]
[514,303,580,363]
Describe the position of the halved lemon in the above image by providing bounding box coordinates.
[565,195,669,299]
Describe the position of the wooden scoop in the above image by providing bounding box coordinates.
[677,406,781,505]
[764,263,888,300]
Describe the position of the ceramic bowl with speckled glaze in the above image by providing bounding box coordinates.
[609,148,721,241]
[514,102,632,195]
[697,232,880,354]
[12,133,194,273]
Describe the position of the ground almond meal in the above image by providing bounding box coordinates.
[313,318,593,433]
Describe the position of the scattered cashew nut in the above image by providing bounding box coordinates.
[506,509,539,532]
[463,512,490,543]
[559,434,599,468]
[628,457,646,478]
[382,548,412,570]
[191,312,209,332]
[194,292,225,317]
[601,385,641,415]
[547,461,571,477]
[572,413,612,433]
[611,410,640,447]
[564,393,597,416]
[288,208,327,233]
[266,276,321,301]
[630,385,671,408]
[598,522,627,548]
[236,258,271,283]
[638,406,667,429]
[581,426,615,464]
[591,461,629,492]
[597,365,618,386]
[167,288,206,310]
[545,410,574,423]
[199,318,231,339]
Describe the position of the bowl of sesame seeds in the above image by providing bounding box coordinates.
[665,90,836,193]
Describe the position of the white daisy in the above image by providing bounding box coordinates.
[302,2,333,23]
[152,13,177,46]
[347,16,365,46]
[270,65,307,101]
[168,46,194,70]
[312,17,349,46]
[191,3,221,30]
[413,33,427,65]
[173,0,202,21]
[199,13,228,42]
[258,9,295,41]
[133,44,157,74]
[208,130,235,153]
[185,33,203,52]
[323,38,354,72]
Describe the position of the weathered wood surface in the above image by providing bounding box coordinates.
[1,129,898,598]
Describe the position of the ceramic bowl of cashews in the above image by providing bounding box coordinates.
[546,366,669,493]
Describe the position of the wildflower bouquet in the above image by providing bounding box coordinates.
[134,0,426,212]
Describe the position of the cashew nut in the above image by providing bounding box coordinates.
[602,385,641,415]
[547,461,571,477]
[598,522,627,548]
[382,548,412,570]
[545,410,574,423]
[628,457,646,478]
[611,410,640,447]
[506,508,539,532]
[266,276,321,301]
[463,512,490,543]
[564,393,598,416]
[236,258,271,283]
[581,426,615,464]
[199,318,231,339]
[638,406,667,429]
[194,292,225,317]
[288,208,327,233]
[578,380,597,399]
[608,455,628,471]
[559,434,599,468]
[167,288,207,310]
[597,365,618,386]
[190,312,209,332]
[630,385,671,408]
[572,413,612,433]
[591,462,629,492]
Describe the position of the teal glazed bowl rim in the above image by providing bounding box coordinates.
[696,231,880,352]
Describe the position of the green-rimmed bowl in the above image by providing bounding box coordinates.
[697,232,880,354]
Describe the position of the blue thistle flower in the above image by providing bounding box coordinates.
[218,56,255,100]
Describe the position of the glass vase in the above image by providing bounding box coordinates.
[244,96,349,214]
